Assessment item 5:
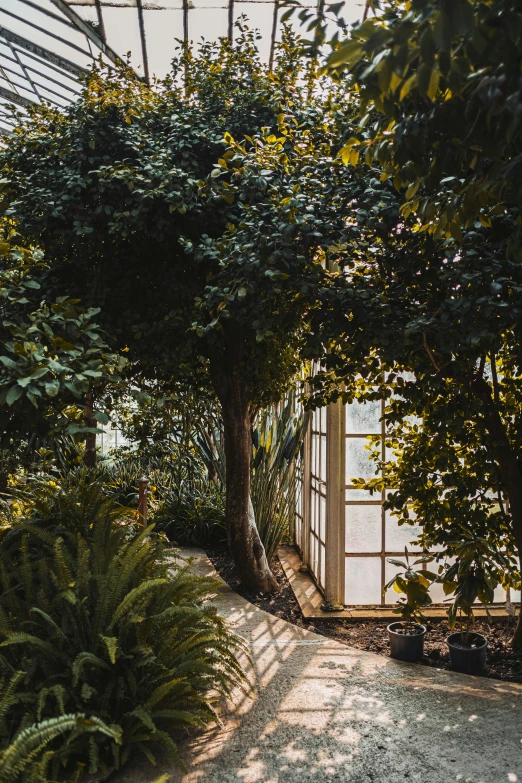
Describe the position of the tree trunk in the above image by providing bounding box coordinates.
[210,337,279,593]
[471,376,522,648]
[83,391,97,469]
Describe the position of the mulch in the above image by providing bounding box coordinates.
[207,549,522,684]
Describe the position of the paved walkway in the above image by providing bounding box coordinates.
[115,548,522,783]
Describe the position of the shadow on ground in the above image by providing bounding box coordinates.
[112,549,522,783]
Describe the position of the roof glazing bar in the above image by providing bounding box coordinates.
[9,43,43,102]
[0,70,65,104]
[0,27,89,78]
[50,0,125,67]
[0,50,80,94]
[23,62,80,93]
[0,84,36,108]
[0,10,92,58]
[135,0,149,85]
[16,0,76,29]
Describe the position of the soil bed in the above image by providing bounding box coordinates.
[208,549,522,684]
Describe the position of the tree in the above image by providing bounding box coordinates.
[311,203,522,634]
[2,26,359,591]
[327,0,522,252]
[0,228,126,489]
[273,0,522,643]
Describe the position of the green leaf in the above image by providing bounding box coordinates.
[45,380,60,397]
[6,385,23,406]
[328,40,364,69]
[399,74,417,101]
[0,355,19,370]
[387,559,407,568]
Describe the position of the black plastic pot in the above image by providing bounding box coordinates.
[446,631,487,676]
[387,622,426,662]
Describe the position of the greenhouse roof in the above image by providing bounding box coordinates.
[0,0,363,135]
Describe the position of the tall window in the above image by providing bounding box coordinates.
[310,406,327,590]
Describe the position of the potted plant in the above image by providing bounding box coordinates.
[441,540,496,676]
[385,548,436,662]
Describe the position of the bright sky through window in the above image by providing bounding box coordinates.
[0,0,364,135]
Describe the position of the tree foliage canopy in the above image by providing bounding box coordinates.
[328,0,522,252]
[307,0,522,627]
[2,25,358,406]
[0,229,125,452]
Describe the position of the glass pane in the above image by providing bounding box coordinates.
[492,585,505,604]
[320,406,327,433]
[234,3,274,62]
[346,399,382,434]
[311,491,317,533]
[190,8,228,43]
[102,7,147,78]
[346,488,381,501]
[345,438,380,484]
[320,543,326,589]
[385,515,423,553]
[345,505,382,553]
[320,434,327,482]
[144,9,184,78]
[319,495,326,543]
[310,535,317,578]
[345,557,381,605]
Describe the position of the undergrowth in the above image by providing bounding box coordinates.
[0,471,248,781]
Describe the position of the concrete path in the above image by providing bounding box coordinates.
[114,548,522,783]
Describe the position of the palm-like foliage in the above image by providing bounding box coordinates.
[0,476,247,780]
[195,396,309,560]
[251,399,310,562]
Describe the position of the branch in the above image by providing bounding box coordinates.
[491,351,500,404]
[423,333,440,372]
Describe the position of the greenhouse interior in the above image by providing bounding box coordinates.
[1,0,522,781]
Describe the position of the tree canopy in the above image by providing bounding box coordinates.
[1,24,361,590]
[305,0,522,642]
[328,0,522,253]
[0,227,125,486]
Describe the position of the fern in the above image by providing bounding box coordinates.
[0,474,248,780]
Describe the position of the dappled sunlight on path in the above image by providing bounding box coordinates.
[113,549,522,783]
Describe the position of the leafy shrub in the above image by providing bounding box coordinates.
[153,482,227,549]
[100,452,227,549]
[0,473,247,781]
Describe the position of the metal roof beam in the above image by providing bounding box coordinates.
[0,51,80,94]
[228,0,234,42]
[49,0,124,67]
[269,0,278,70]
[0,8,92,59]
[16,0,76,29]
[94,0,106,42]
[135,0,149,85]
[0,26,89,78]
[0,85,36,108]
